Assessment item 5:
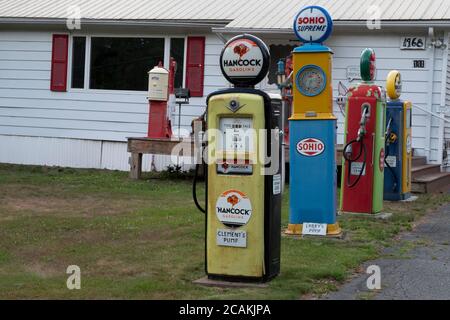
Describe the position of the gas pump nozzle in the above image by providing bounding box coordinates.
[385,117,397,146]
[357,104,370,141]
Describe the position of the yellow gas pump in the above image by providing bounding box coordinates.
[193,34,282,282]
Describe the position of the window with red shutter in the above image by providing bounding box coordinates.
[50,34,69,92]
[185,37,205,97]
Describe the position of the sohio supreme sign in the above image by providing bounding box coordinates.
[220,34,270,86]
[293,6,333,43]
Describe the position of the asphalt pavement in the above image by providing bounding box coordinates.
[323,202,450,300]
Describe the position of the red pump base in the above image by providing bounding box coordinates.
[147,101,172,139]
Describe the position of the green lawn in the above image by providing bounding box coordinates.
[0,163,448,299]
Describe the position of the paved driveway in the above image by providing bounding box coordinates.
[324,202,450,300]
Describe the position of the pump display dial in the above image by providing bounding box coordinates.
[296,65,326,97]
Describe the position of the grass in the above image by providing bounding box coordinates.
[0,163,449,299]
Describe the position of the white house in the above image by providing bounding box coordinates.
[1,0,449,171]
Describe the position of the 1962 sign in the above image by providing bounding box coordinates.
[400,37,426,50]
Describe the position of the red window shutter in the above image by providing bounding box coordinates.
[185,37,205,97]
[50,34,69,92]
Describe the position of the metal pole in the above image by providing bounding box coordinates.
[178,103,182,138]
[177,103,181,167]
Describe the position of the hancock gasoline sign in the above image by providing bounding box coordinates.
[293,6,333,43]
[220,34,270,87]
[216,189,252,227]
[222,38,263,78]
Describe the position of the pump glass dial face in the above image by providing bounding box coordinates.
[296,65,326,97]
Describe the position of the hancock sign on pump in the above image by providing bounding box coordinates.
[222,39,263,77]
[216,189,253,227]
[220,34,270,87]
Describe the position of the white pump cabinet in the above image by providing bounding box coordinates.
[148,66,169,101]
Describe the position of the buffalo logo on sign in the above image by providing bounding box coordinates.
[296,138,325,157]
[233,43,250,59]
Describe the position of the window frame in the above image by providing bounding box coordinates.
[67,34,187,94]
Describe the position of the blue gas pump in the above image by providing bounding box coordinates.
[384,70,412,201]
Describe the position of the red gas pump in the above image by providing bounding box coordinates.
[283,56,293,145]
[147,62,175,138]
[276,55,293,145]
[340,49,386,215]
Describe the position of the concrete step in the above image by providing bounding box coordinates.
[412,164,441,179]
[412,171,450,194]
[412,156,427,166]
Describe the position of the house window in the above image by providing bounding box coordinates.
[170,38,185,89]
[89,37,165,91]
[268,44,296,85]
[71,36,86,89]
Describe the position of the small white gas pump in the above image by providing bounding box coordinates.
[147,65,172,138]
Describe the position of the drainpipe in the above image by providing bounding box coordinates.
[426,27,436,162]
[215,32,227,44]
[438,32,450,168]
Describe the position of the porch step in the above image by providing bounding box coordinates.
[411,172,450,194]
[412,156,427,166]
[411,164,441,179]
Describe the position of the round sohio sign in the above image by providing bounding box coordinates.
[297,138,325,157]
[293,6,333,43]
[220,34,270,87]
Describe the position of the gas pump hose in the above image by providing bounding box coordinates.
[384,141,399,192]
[343,139,367,188]
[193,163,206,214]
[384,118,399,192]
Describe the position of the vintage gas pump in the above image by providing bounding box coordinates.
[286,6,341,236]
[276,56,293,145]
[384,70,412,200]
[193,34,282,282]
[147,64,173,138]
[340,48,386,214]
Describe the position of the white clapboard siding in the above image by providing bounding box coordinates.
[324,34,444,162]
[0,135,102,168]
[0,30,446,170]
[0,135,189,171]
[443,38,450,169]
[0,31,224,143]
[445,40,450,143]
